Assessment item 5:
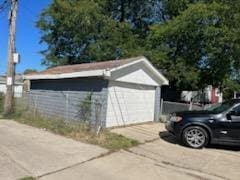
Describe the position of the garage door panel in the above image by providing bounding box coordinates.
[106,81,155,127]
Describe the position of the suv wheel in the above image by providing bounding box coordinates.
[182,126,209,149]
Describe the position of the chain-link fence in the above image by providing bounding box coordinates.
[162,101,203,115]
[15,91,104,132]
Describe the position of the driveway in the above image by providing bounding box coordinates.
[112,123,240,180]
[0,120,107,180]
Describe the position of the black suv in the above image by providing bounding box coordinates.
[165,99,240,148]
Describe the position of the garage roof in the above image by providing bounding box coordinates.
[27,57,141,75]
[24,56,169,86]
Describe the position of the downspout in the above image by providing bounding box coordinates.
[103,69,111,79]
[154,86,161,122]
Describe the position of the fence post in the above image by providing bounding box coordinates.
[160,98,163,116]
[95,101,102,135]
[154,86,161,122]
[234,91,237,99]
[65,93,69,122]
[189,98,193,111]
[33,94,38,118]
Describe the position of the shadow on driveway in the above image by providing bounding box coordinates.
[159,131,178,144]
[159,131,240,152]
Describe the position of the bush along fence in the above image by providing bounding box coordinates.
[15,91,105,134]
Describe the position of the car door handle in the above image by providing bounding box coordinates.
[220,131,228,135]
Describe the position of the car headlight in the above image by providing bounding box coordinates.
[169,115,182,122]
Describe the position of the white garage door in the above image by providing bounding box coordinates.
[105,81,156,127]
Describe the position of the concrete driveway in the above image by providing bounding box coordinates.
[0,120,107,180]
[111,123,240,180]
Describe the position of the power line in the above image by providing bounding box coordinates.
[0,0,8,9]
[0,0,10,13]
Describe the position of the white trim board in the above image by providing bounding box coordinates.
[24,69,109,80]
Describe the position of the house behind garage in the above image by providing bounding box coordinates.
[24,56,168,128]
[0,75,23,97]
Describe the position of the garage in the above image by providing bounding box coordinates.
[25,56,168,128]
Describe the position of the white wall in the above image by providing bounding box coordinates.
[110,61,161,86]
[105,81,156,127]
[0,84,5,95]
[114,68,159,86]
[0,84,23,97]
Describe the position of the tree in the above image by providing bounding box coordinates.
[162,0,194,19]
[100,0,164,37]
[37,0,163,67]
[163,0,240,19]
[148,2,240,90]
[23,69,37,74]
[222,79,240,100]
[37,0,135,66]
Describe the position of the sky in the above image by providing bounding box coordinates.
[0,0,51,75]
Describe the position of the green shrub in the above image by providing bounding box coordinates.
[79,93,93,123]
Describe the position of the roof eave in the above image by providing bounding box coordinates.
[24,69,107,80]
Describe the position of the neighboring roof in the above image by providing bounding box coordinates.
[0,75,23,85]
[24,56,169,85]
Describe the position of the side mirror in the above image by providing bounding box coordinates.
[226,110,235,120]
[229,110,236,115]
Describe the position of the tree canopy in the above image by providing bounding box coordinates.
[23,69,37,74]
[37,0,163,67]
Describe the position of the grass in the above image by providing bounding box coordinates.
[10,110,139,151]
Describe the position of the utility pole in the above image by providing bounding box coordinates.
[234,91,237,99]
[4,0,18,115]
